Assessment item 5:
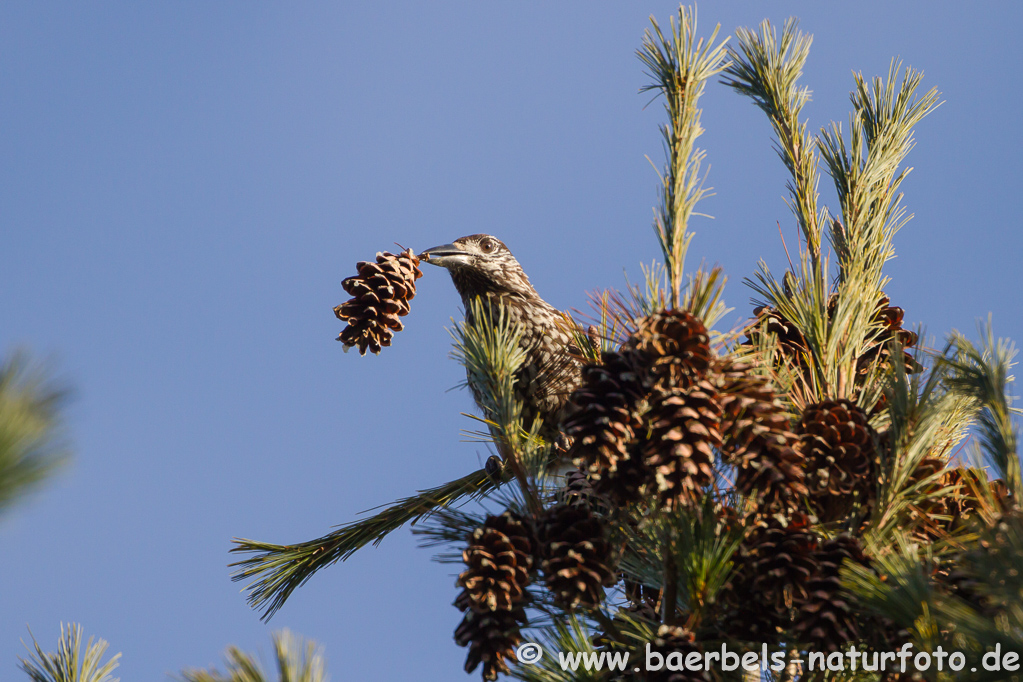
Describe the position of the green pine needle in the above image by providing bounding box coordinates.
[638,6,730,307]
[19,624,121,682]
[944,321,1021,498]
[181,630,327,682]
[723,17,825,262]
[0,351,70,516]
[230,467,498,620]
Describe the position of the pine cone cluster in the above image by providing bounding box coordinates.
[798,399,878,522]
[334,248,422,355]
[567,310,724,509]
[537,503,616,609]
[454,512,535,681]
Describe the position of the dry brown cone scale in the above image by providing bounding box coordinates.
[454,511,536,681]
[538,502,617,609]
[334,247,423,355]
[798,399,878,523]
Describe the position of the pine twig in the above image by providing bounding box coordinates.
[182,630,327,682]
[19,623,121,682]
[723,18,824,266]
[230,467,499,620]
[638,6,730,307]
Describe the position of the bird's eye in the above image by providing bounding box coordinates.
[480,238,497,253]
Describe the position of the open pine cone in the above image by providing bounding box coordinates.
[334,247,422,355]
[626,310,713,390]
[798,399,878,522]
[454,607,528,682]
[718,364,807,517]
[454,511,535,681]
[720,514,818,642]
[642,380,722,510]
[565,351,650,504]
[794,534,868,651]
[456,511,535,613]
[538,503,617,609]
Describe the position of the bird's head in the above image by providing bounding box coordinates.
[419,234,538,300]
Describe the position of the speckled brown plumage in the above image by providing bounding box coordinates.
[421,234,583,445]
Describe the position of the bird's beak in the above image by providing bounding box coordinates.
[419,242,471,267]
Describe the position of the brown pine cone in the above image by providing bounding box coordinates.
[744,294,921,374]
[794,534,868,651]
[642,380,722,510]
[456,512,535,613]
[717,364,807,517]
[720,514,819,642]
[538,503,617,609]
[745,304,809,351]
[565,352,651,504]
[556,467,598,507]
[860,297,922,375]
[905,456,949,540]
[334,248,422,355]
[454,607,528,681]
[799,399,878,522]
[626,310,713,390]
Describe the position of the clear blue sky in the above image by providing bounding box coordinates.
[2,2,1020,680]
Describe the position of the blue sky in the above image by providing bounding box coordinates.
[2,2,1020,680]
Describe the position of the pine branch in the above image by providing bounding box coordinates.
[638,6,730,307]
[682,266,731,332]
[19,624,121,682]
[869,345,978,544]
[818,60,940,285]
[230,466,499,620]
[0,351,70,515]
[723,18,825,264]
[451,298,546,511]
[944,321,1021,500]
[182,630,327,682]
[509,615,606,682]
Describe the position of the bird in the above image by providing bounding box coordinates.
[419,234,585,452]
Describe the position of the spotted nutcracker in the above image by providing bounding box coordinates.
[419,234,583,449]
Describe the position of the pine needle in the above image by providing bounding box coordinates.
[19,623,121,682]
[638,6,730,306]
[230,467,499,620]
